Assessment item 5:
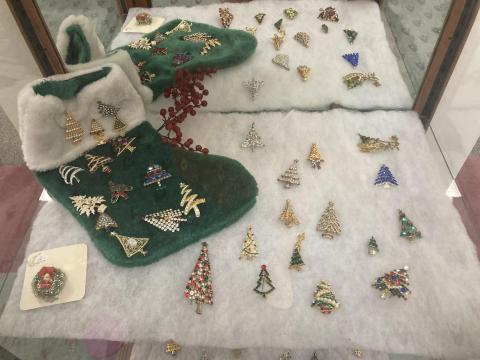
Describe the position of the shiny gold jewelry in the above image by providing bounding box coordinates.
[297,65,311,81]
[317,201,341,239]
[89,119,106,145]
[219,8,234,28]
[279,199,300,227]
[284,8,298,20]
[245,26,257,36]
[353,349,364,358]
[85,153,113,174]
[255,13,266,24]
[110,232,149,258]
[357,133,399,152]
[272,54,290,70]
[64,112,84,144]
[179,182,206,218]
[128,37,153,50]
[294,32,310,47]
[272,30,286,50]
[278,160,300,188]
[70,195,107,217]
[343,72,381,89]
[308,143,324,169]
[165,20,192,36]
[182,32,221,55]
[165,339,181,356]
[142,209,187,232]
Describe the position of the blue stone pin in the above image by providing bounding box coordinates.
[374,164,398,188]
[342,52,359,67]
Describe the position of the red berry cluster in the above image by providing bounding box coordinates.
[157,68,217,154]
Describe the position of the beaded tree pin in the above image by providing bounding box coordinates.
[184,242,213,314]
[289,233,305,271]
[241,122,265,151]
[308,143,324,169]
[85,153,113,174]
[399,210,421,241]
[368,236,379,256]
[317,201,341,239]
[219,8,234,28]
[158,68,216,153]
[278,160,300,188]
[279,199,300,227]
[372,267,411,300]
[374,164,398,188]
[89,119,105,145]
[239,226,258,260]
[64,112,84,144]
[142,209,187,233]
[254,264,275,297]
[97,101,127,133]
[311,280,340,314]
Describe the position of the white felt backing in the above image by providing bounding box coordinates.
[2,110,480,359]
[110,0,413,112]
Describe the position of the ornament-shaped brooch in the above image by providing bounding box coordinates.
[219,8,234,28]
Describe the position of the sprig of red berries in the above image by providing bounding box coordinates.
[157,68,217,154]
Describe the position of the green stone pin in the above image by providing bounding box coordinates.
[274,19,283,30]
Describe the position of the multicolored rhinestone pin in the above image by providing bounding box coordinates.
[294,32,310,48]
[297,65,311,81]
[344,29,358,44]
[255,13,266,24]
[219,8,234,28]
[284,8,298,20]
[152,47,168,56]
[318,7,339,22]
[108,181,133,203]
[399,210,422,241]
[32,266,66,302]
[136,12,152,25]
[372,267,411,300]
[243,78,264,100]
[172,52,192,66]
[342,52,359,67]
[272,54,290,70]
[144,164,172,188]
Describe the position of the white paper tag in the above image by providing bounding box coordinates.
[20,244,88,310]
[123,16,166,33]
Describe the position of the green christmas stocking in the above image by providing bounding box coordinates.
[20,64,257,267]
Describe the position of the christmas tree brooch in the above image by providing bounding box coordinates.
[219,8,233,28]
[284,8,298,20]
[254,13,266,24]
[241,122,265,151]
[342,52,359,68]
[243,78,264,100]
[97,101,127,133]
[280,352,292,360]
[144,164,172,188]
[297,65,311,81]
[372,267,410,300]
[368,236,379,256]
[289,233,305,271]
[344,29,358,44]
[184,242,213,314]
[272,54,290,70]
[110,232,149,258]
[59,165,84,185]
[311,280,339,314]
[239,226,258,260]
[318,7,339,22]
[64,112,84,145]
[108,181,133,203]
[343,73,381,89]
[90,119,106,145]
[274,19,283,30]
[308,143,324,169]
[182,33,221,55]
[165,339,181,356]
[142,209,187,232]
[278,160,300,188]
[374,164,398,188]
[317,201,341,239]
[70,195,118,231]
[358,134,399,152]
[279,199,300,227]
[111,136,136,156]
[85,154,113,174]
[294,32,310,48]
[179,182,206,218]
[254,264,275,297]
[273,30,286,50]
[399,210,421,241]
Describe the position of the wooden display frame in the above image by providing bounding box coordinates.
[5,0,479,127]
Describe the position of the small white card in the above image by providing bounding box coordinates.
[122,16,166,33]
[20,244,88,310]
